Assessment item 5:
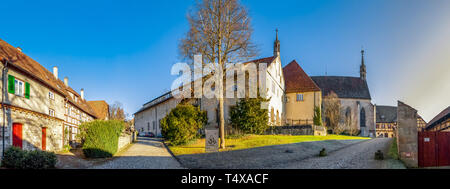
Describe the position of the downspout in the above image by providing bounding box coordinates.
[155,106,158,137]
[2,58,9,159]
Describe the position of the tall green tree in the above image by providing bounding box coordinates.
[179,0,256,148]
[229,97,269,134]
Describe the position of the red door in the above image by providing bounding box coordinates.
[418,132,437,167]
[12,123,23,148]
[437,132,450,166]
[42,127,47,151]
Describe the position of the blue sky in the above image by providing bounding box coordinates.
[2,0,449,121]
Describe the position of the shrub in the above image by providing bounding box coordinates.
[160,104,206,145]
[229,97,269,134]
[313,106,323,126]
[375,150,384,160]
[319,148,327,157]
[1,147,57,169]
[81,120,125,158]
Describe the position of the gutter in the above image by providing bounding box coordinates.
[2,58,9,159]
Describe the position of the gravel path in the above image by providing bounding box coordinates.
[91,137,184,169]
[177,139,367,169]
[280,138,406,169]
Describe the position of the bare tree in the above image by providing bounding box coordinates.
[323,91,341,133]
[179,0,256,149]
[109,101,126,121]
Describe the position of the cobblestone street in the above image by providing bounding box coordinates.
[279,138,406,169]
[91,137,184,169]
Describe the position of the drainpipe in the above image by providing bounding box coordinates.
[2,58,9,159]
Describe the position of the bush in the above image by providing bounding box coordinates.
[229,97,269,134]
[375,150,384,160]
[313,106,323,126]
[160,104,206,145]
[81,120,125,158]
[1,147,57,169]
[319,148,327,157]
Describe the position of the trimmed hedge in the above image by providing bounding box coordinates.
[160,104,206,145]
[1,147,57,169]
[80,120,125,158]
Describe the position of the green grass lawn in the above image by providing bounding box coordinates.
[388,137,399,159]
[168,134,370,156]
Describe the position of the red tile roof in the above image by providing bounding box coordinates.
[283,60,320,93]
[0,38,98,118]
[87,101,110,120]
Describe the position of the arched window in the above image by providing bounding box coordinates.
[360,108,366,128]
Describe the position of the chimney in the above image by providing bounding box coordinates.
[53,66,58,79]
[64,77,68,87]
[80,88,84,100]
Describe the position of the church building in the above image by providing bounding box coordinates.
[311,50,376,137]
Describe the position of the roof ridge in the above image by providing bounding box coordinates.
[0,39,98,118]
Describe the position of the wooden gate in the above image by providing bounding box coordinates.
[418,131,450,167]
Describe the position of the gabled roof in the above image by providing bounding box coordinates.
[243,56,276,65]
[376,105,397,123]
[135,56,277,115]
[426,106,450,129]
[283,60,320,93]
[87,101,110,120]
[0,38,98,118]
[311,76,371,99]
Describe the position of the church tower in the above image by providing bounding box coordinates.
[274,29,280,57]
[360,49,366,80]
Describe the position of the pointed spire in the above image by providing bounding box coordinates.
[360,47,366,80]
[274,28,280,57]
[361,48,365,66]
[276,28,279,41]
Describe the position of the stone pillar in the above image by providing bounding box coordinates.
[396,101,418,168]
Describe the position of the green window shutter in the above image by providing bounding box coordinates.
[8,75,15,94]
[25,82,30,99]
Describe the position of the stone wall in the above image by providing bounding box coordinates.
[396,101,418,168]
[118,132,133,152]
[265,125,314,135]
[0,107,64,158]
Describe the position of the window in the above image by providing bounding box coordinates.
[296,94,304,101]
[49,109,55,117]
[48,91,55,100]
[15,79,24,96]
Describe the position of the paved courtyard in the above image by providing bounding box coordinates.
[280,138,406,169]
[91,137,184,169]
[176,138,405,169]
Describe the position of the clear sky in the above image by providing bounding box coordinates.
[2,0,449,121]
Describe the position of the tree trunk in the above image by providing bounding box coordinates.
[219,97,225,149]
